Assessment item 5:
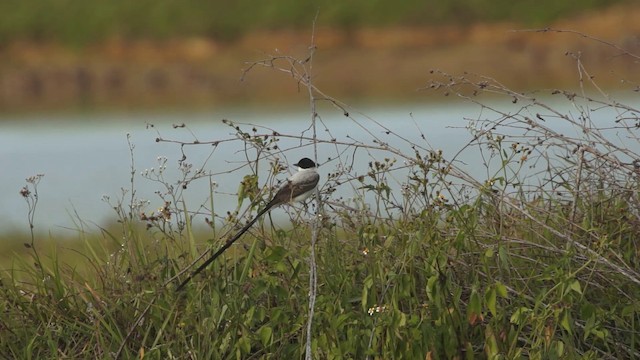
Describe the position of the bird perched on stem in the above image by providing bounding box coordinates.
[176,157,320,291]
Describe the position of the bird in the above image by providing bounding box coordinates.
[175,157,320,291]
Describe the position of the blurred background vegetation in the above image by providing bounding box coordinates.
[0,0,630,44]
[1,0,638,112]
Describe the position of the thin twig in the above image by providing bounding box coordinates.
[305,11,320,360]
[511,27,640,61]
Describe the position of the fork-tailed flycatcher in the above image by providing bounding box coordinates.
[176,157,319,291]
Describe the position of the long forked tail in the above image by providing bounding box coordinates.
[175,204,273,291]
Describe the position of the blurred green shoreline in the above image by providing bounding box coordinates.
[1,2,639,114]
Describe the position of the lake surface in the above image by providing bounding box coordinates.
[2,98,637,234]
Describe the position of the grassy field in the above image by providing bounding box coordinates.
[2,37,640,359]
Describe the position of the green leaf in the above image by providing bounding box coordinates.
[465,342,474,360]
[498,245,509,271]
[569,279,582,294]
[426,275,439,301]
[361,275,373,310]
[363,275,374,289]
[237,174,258,207]
[495,281,508,298]
[552,340,565,357]
[485,287,497,316]
[467,290,482,324]
[401,311,407,327]
[265,246,287,262]
[510,307,531,325]
[238,336,251,354]
[484,325,499,358]
[258,326,272,347]
[560,309,573,335]
[591,327,609,340]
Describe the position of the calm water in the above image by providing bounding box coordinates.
[1,98,636,234]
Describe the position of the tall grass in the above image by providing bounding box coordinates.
[2,30,640,359]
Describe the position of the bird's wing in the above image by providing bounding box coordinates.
[274,170,319,203]
[288,171,320,200]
